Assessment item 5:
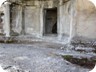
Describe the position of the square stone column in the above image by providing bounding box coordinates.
[40,8,44,37]
[58,0,63,39]
[69,0,77,43]
[3,2,11,37]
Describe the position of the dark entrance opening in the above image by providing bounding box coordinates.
[44,8,57,35]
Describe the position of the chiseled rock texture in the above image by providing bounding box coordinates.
[0,0,96,44]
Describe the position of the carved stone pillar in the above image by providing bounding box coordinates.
[3,2,11,37]
[58,0,63,39]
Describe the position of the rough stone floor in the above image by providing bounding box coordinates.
[0,41,95,72]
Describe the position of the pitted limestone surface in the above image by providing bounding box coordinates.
[0,43,91,72]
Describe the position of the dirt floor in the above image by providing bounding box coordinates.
[0,41,95,72]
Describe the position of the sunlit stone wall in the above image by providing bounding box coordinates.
[72,0,96,43]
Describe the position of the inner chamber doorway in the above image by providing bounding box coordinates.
[43,8,57,35]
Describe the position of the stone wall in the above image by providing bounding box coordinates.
[10,5,22,35]
[3,0,96,44]
[7,0,74,38]
[24,6,41,36]
[72,0,96,43]
[59,1,71,36]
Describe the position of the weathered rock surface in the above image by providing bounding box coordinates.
[0,42,93,72]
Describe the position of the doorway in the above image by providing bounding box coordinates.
[43,8,57,35]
